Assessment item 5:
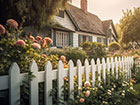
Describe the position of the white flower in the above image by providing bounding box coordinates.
[107,90,112,95]
[103,101,108,104]
[111,88,114,91]
[130,87,133,90]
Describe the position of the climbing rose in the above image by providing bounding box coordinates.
[6,19,18,29]
[31,43,41,49]
[0,24,5,35]
[36,36,42,40]
[85,90,90,97]
[29,35,35,41]
[84,81,91,87]
[79,98,85,103]
[44,37,53,44]
[16,40,25,47]
[34,40,38,43]
[60,56,66,62]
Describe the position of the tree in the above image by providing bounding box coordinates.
[119,7,140,47]
[0,0,67,28]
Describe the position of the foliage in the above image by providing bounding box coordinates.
[119,7,140,47]
[108,42,120,52]
[81,41,106,60]
[0,0,67,28]
[49,47,88,65]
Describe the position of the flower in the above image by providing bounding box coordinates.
[29,35,35,41]
[129,78,136,83]
[36,36,42,40]
[60,56,66,62]
[31,43,41,49]
[42,54,47,58]
[0,24,5,35]
[6,19,18,29]
[85,90,90,97]
[64,77,68,81]
[79,98,85,103]
[133,74,136,77]
[42,39,47,47]
[44,37,53,44]
[84,81,91,87]
[15,40,25,47]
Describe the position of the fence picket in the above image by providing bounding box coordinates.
[85,59,90,81]
[115,57,118,79]
[77,60,82,94]
[97,58,101,86]
[30,60,39,105]
[68,60,74,99]
[57,60,64,104]
[107,57,110,84]
[102,58,106,83]
[111,57,114,76]
[9,63,20,105]
[45,61,53,105]
[91,59,96,86]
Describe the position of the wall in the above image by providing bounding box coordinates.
[73,33,79,47]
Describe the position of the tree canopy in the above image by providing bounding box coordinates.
[118,7,140,46]
[0,0,67,28]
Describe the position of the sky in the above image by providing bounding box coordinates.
[71,0,140,24]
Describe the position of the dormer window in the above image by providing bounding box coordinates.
[58,10,64,18]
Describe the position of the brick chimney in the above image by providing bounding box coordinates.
[81,0,87,12]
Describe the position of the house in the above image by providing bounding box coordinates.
[24,0,118,48]
[52,0,118,48]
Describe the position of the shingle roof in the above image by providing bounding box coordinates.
[66,4,106,36]
[102,20,112,34]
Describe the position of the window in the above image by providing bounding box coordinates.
[79,35,92,45]
[97,37,101,43]
[103,38,107,45]
[57,10,64,18]
[56,31,69,48]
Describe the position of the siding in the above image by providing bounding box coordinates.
[55,12,75,31]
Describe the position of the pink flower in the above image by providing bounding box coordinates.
[36,36,42,40]
[29,35,35,41]
[31,43,41,49]
[79,98,85,103]
[6,19,18,29]
[44,37,53,44]
[0,24,6,35]
[84,81,91,87]
[42,39,47,47]
[15,40,25,47]
[60,56,66,62]
[85,90,90,97]
[64,77,68,81]
[42,54,47,58]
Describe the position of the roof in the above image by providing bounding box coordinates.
[66,4,106,36]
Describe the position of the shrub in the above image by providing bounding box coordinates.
[81,41,106,60]
[108,42,120,52]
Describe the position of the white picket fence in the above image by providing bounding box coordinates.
[0,56,134,105]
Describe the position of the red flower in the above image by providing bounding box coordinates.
[31,43,41,49]
[60,56,66,62]
[6,19,18,29]
[29,35,35,41]
[0,24,5,35]
[36,36,42,40]
[44,37,53,44]
[15,40,25,47]
[79,98,85,103]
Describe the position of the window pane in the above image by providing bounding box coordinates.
[97,37,101,42]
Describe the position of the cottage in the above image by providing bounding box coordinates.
[24,0,118,48]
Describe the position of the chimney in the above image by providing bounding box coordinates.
[81,0,87,12]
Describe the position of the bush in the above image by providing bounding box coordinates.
[108,42,120,52]
[81,41,106,60]
[49,47,88,65]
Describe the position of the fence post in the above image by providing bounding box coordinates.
[30,60,39,105]
[77,60,82,94]
[91,59,96,86]
[57,60,64,104]
[84,59,90,81]
[102,58,106,83]
[111,57,114,76]
[97,58,101,86]
[9,63,20,105]
[45,61,53,105]
[68,60,74,100]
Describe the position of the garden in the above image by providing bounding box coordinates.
[0,19,140,105]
